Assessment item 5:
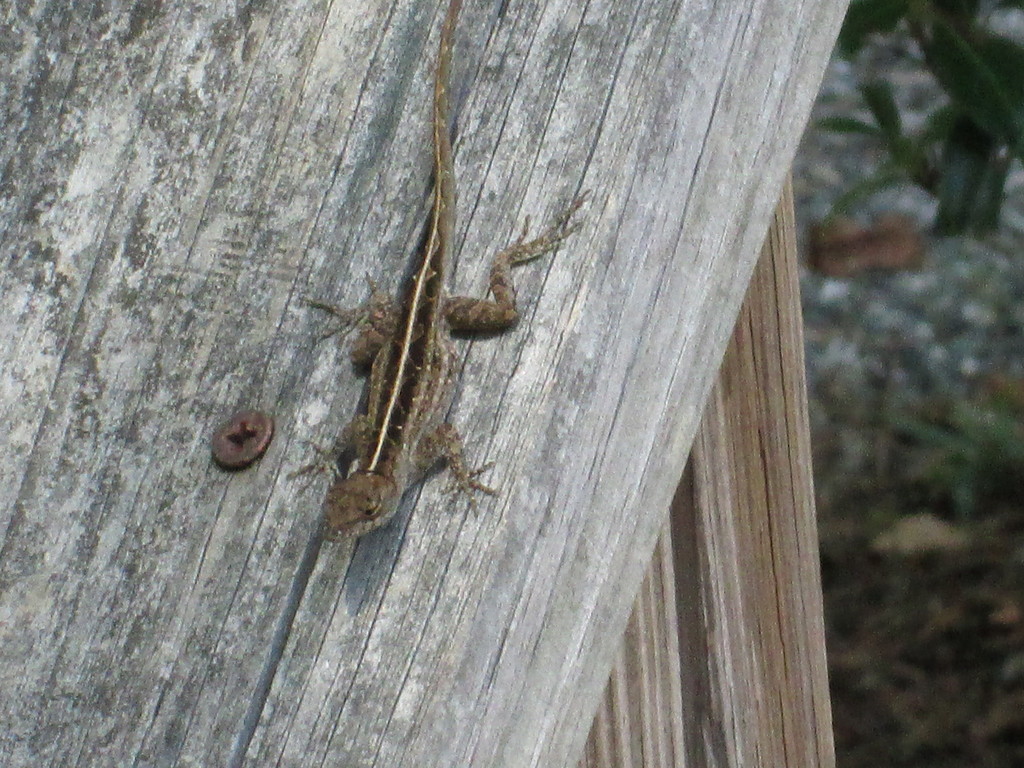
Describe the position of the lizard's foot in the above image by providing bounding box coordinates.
[502,190,590,267]
[303,277,394,342]
[301,298,364,342]
[446,460,497,499]
[420,424,497,503]
[288,439,342,489]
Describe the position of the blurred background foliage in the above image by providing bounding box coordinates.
[803,2,1024,765]
[821,0,1024,234]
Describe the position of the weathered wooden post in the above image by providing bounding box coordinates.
[1,1,844,764]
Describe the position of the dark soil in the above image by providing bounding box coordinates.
[821,501,1024,767]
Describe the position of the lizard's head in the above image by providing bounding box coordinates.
[323,470,400,538]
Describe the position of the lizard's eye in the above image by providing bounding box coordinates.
[365,505,380,518]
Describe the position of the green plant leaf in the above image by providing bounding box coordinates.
[890,398,1024,519]
[972,33,1024,159]
[855,82,936,180]
[860,81,903,140]
[919,105,956,144]
[970,154,1010,232]
[925,23,1024,152]
[817,115,883,135]
[838,0,909,57]
[826,164,907,220]
[890,135,932,183]
[934,117,1008,234]
[929,0,980,15]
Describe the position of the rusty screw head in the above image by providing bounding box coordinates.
[211,410,275,470]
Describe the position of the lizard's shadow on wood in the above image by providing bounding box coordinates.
[337,502,417,615]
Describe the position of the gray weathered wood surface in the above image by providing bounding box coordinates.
[0,0,845,765]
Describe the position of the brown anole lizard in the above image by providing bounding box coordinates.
[314,0,585,538]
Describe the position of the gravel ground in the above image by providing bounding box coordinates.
[792,43,1024,507]
[795,55,1024,396]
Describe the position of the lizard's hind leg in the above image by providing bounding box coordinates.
[444,193,588,333]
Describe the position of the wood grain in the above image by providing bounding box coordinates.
[581,181,835,768]
[580,522,686,768]
[679,179,834,768]
[0,1,845,765]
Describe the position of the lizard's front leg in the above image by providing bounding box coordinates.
[306,281,397,367]
[418,423,496,497]
[290,414,374,484]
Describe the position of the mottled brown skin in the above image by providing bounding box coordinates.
[319,0,585,538]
